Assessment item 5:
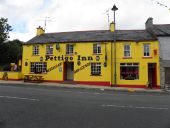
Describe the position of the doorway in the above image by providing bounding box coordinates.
[148,63,157,87]
[64,62,74,81]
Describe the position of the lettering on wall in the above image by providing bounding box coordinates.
[45,55,94,61]
[46,62,62,73]
[74,62,90,74]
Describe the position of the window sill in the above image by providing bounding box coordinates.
[90,74,102,76]
[66,54,74,56]
[120,79,139,80]
[46,54,53,56]
[142,56,152,59]
[123,57,132,59]
[32,55,39,56]
[93,53,102,55]
[29,72,47,74]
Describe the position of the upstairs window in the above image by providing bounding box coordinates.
[91,63,101,75]
[124,44,131,57]
[46,45,53,55]
[33,45,39,55]
[144,44,150,57]
[66,44,74,55]
[93,44,101,54]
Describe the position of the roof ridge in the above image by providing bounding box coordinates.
[45,30,109,34]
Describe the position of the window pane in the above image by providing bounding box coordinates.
[30,62,47,73]
[120,63,139,80]
[144,44,150,56]
[124,44,130,57]
[91,63,101,75]
[66,44,73,54]
[33,46,39,55]
[46,45,53,55]
[93,44,101,54]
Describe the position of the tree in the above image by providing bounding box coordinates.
[0,17,12,45]
[0,39,23,64]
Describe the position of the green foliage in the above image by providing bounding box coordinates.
[0,39,23,64]
[0,17,23,71]
[0,17,12,44]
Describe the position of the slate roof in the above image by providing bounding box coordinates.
[151,24,170,36]
[25,29,156,44]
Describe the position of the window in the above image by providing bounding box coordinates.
[91,63,101,75]
[124,44,131,57]
[33,45,39,55]
[46,45,53,55]
[144,44,150,57]
[120,63,139,80]
[165,67,170,84]
[93,44,101,54]
[30,62,47,73]
[66,44,73,54]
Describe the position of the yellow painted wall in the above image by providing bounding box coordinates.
[22,42,111,84]
[112,41,160,87]
[21,40,160,87]
[0,72,23,80]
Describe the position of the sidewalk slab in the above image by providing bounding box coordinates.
[0,80,169,94]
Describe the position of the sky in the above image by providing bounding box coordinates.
[0,0,170,42]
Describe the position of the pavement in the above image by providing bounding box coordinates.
[0,80,169,94]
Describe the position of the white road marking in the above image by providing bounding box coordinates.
[101,104,169,110]
[62,90,169,98]
[0,95,40,101]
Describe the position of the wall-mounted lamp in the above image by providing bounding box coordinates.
[77,61,81,66]
[25,62,28,66]
[96,56,100,61]
[40,56,43,61]
[104,62,107,67]
[56,43,60,50]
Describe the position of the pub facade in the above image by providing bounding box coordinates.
[21,22,160,88]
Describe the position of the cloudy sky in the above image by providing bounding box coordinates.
[0,0,170,42]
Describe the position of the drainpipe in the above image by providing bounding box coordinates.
[114,31,117,86]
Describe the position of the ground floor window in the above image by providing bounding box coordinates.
[120,63,139,80]
[165,67,170,84]
[30,62,47,73]
[91,63,101,75]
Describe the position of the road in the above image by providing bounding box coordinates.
[0,84,169,128]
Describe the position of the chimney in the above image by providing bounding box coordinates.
[145,17,153,30]
[36,26,45,36]
[110,22,115,32]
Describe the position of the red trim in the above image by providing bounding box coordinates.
[75,81,111,86]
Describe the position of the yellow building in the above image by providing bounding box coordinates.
[21,24,160,88]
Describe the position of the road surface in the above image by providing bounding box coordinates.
[0,84,169,128]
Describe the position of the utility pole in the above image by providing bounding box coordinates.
[111,4,118,86]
